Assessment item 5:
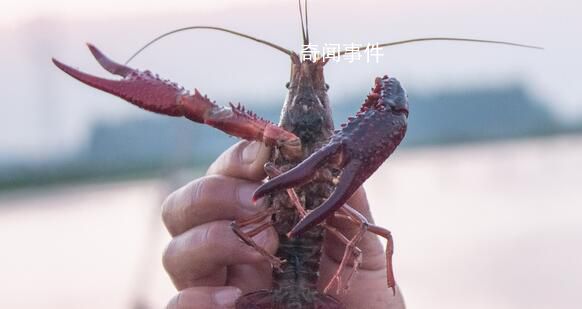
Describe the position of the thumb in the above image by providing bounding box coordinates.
[207,140,271,180]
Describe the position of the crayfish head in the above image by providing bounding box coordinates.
[280,54,334,146]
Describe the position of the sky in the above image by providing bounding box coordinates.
[0,0,271,27]
[0,0,580,162]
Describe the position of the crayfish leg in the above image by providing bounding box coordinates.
[231,208,284,270]
[337,205,397,296]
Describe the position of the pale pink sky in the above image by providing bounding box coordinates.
[0,0,273,27]
[0,0,580,160]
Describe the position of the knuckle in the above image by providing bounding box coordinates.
[207,141,247,175]
[162,222,228,274]
[162,232,206,282]
[204,221,248,256]
[162,238,179,276]
[161,176,228,236]
[203,222,230,250]
[190,175,223,208]
[233,140,247,163]
[207,221,261,257]
[161,190,178,230]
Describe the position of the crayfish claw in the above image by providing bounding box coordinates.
[288,160,362,238]
[252,142,342,202]
[86,43,135,77]
[52,44,195,117]
[53,44,302,155]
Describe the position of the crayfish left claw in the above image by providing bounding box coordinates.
[86,43,134,77]
[53,44,302,159]
[253,142,343,202]
[52,45,193,117]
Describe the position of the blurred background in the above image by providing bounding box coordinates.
[0,0,580,308]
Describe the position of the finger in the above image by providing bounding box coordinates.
[226,263,273,294]
[162,175,262,236]
[207,140,271,180]
[166,286,241,309]
[163,220,278,290]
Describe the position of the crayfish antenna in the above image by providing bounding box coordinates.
[288,160,362,238]
[298,0,309,46]
[252,142,342,202]
[323,37,542,59]
[125,26,293,65]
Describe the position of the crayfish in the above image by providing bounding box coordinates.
[52,1,539,308]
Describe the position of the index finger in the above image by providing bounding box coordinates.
[206,141,271,180]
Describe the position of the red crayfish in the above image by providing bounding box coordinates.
[52,1,539,308]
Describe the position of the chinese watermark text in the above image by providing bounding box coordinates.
[300,43,384,63]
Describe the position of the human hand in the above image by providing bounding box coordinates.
[161,140,405,308]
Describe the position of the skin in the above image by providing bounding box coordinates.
[161,141,406,309]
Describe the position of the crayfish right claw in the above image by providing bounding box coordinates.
[288,160,362,237]
[253,142,343,202]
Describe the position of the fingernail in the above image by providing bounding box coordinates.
[214,287,241,308]
[242,142,262,164]
[238,184,259,209]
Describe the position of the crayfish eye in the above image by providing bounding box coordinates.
[325,83,330,91]
[285,82,291,89]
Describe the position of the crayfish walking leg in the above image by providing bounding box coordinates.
[325,205,396,295]
[231,208,284,270]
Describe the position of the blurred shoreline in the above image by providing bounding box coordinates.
[2,130,580,194]
[0,133,580,308]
